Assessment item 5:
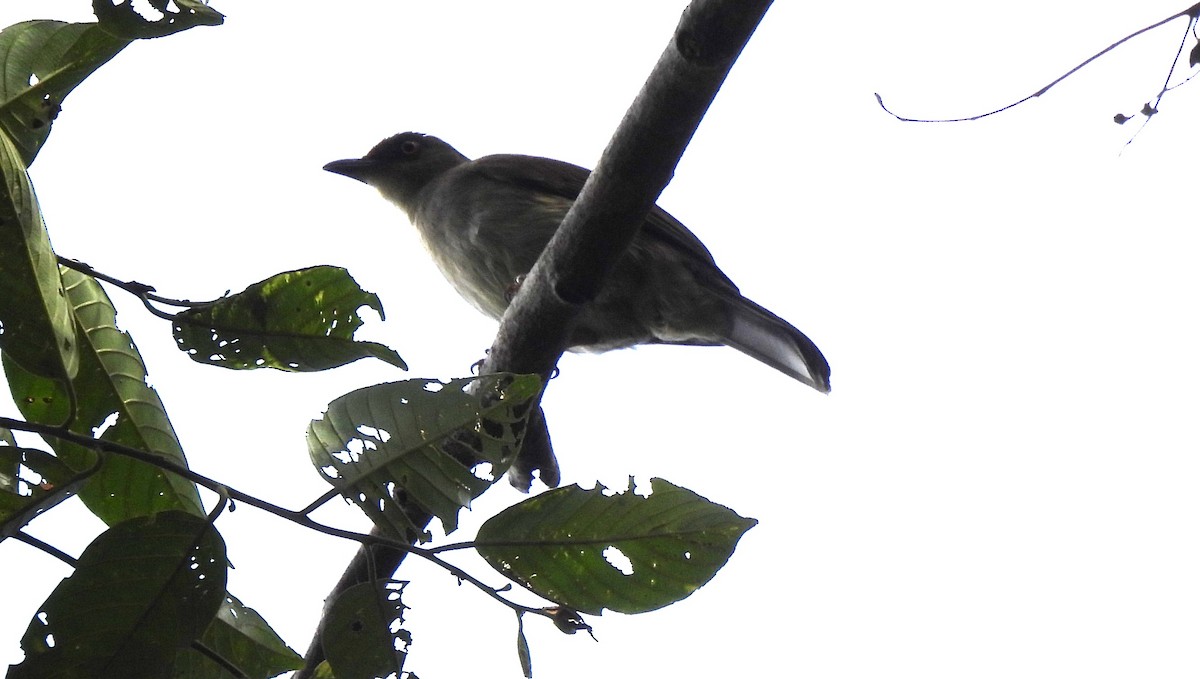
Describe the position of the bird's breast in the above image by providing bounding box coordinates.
[413,182,569,321]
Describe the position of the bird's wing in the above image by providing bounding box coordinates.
[473,154,590,200]
[473,154,733,286]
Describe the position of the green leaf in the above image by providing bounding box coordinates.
[4,267,204,525]
[0,20,128,165]
[9,510,228,679]
[476,478,757,615]
[0,445,84,536]
[321,581,410,679]
[0,12,218,371]
[516,613,532,679]
[0,129,78,382]
[93,0,224,40]
[173,265,407,372]
[308,375,540,541]
[173,593,303,678]
[0,427,16,493]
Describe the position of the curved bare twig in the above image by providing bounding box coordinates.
[876,2,1200,123]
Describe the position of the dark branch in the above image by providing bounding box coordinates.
[56,255,212,319]
[295,0,774,675]
[12,530,77,566]
[486,0,772,379]
[0,417,546,619]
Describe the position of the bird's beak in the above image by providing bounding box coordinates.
[322,157,376,183]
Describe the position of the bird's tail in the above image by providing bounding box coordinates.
[721,296,831,393]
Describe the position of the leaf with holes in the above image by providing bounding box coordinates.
[308,375,540,541]
[3,267,203,525]
[0,427,15,494]
[0,12,223,379]
[174,593,303,678]
[9,510,227,679]
[173,265,407,372]
[0,20,126,164]
[321,581,411,679]
[0,12,220,163]
[476,478,757,615]
[93,0,224,39]
[0,445,84,536]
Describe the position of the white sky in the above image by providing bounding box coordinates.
[2,1,1199,677]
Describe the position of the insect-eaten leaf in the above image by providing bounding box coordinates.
[546,606,594,637]
[476,478,757,615]
[173,265,407,372]
[0,446,83,536]
[0,19,132,165]
[93,0,224,39]
[177,593,303,678]
[9,510,227,679]
[321,581,411,679]
[308,375,541,541]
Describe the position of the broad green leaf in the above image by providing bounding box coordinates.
[4,267,203,524]
[476,478,757,615]
[0,20,127,165]
[173,266,407,372]
[321,581,410,679]
[0,445,84,536]
[93,0,224,40]
[308,375,540,541]
[0,130,77,382]
[10,510,228,679]
[173,593,303,678]
[0,11,221,373]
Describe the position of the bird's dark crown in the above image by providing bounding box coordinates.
[365,132,454,162]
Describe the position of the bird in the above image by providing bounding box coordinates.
[323,132,831,394]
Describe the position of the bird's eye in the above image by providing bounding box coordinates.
[400,140,420,155]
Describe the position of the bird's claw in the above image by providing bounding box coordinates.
[504,274,527,303]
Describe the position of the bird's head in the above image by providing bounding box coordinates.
[323,132,468,214]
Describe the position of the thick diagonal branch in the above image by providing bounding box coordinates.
[296,1,773,675]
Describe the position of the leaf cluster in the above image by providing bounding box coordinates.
[0,4,759,678]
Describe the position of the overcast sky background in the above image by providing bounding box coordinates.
[2,1,1199,677]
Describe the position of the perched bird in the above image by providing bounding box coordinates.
[324,132,831,392]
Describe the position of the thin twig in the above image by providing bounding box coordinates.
[56,256,211,319]
[0,416,553,619]
[875,2,1200,122]
[12,530,77,566]
[1120,12,1199,147]
[425,540,475,554]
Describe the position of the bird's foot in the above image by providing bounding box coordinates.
[504,274,527,303]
